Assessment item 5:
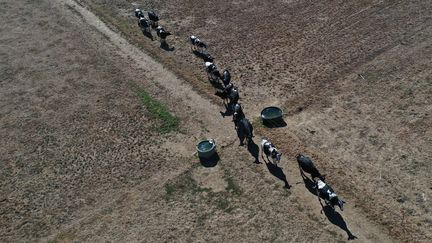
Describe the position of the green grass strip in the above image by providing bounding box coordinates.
[136,88,180,134]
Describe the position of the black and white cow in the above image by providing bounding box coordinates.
[147,10,159,29]
[296,154,325,181]
[201,51,214,62]
[261,139,282,166]
[138,17,150,33]
[315,178,345,211]
[190,35,208,52]
[155,26,171,44]
[205,62,222,84]
[135,8,144,19]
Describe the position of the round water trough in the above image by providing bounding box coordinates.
[261,106,283,124]
[196,139,216,159]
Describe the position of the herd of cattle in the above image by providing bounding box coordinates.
[133,8,345,211]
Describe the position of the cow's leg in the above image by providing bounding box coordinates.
[316,187,322,203]
[298,164,307,179]
[260,151,265,162]
[272,156,278,167]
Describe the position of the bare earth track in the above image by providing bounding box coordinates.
[0,0,430,242]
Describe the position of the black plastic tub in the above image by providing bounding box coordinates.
[196,139,216,159]
[261,106,285,127]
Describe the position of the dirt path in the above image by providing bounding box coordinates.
[58,0,235,144]
[1,0,396,241]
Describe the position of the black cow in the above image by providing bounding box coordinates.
[235,117,253,146]
[222,69,231,87]
[296,154,325,181]
[200,51,214,62]
[227,85,239,105]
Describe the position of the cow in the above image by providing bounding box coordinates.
[148,10,159,29]
[315,178,345,211]
[261,139,282,166]
[190,35,208,52]
[134,8,144,18]
[296,154,325,181]
[235,117,253,146]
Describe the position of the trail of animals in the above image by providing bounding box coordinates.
[134,8,345,213]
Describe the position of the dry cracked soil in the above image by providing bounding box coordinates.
[1,0,431,242]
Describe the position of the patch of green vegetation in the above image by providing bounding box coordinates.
[224,170,242,195]
[136,88,180,134]
[252,117,265,129]
[363,71,382,82]
[195,75,205,83]
[165,184,175,198]
[196,213,208,227]
[296,205,304,212]
[164,166,242,214]
[326,229,339,237]
[283,189,291,197]
[224,206,235,213]
[264,178,274,185]
[308,212,320,222]
[269,222,281,243]
[214,196,230,211]
[368,134,379,145]
[50,229,77,243]
[164,170,210,201]
[88,3,134,36]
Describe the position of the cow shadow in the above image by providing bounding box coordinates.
[262,118,287,128]
[264,159,291,188]
[300,174,319,196]
[300,174,356,240]
[220,109,234,118]
[220,103,234,117]
[321,204,357,240]
[160,41,175,51]
[142,30,154,40]
[209,77,224,91]
[199,153,220,168]
[247,140,260,164]
[192,50,213,62]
